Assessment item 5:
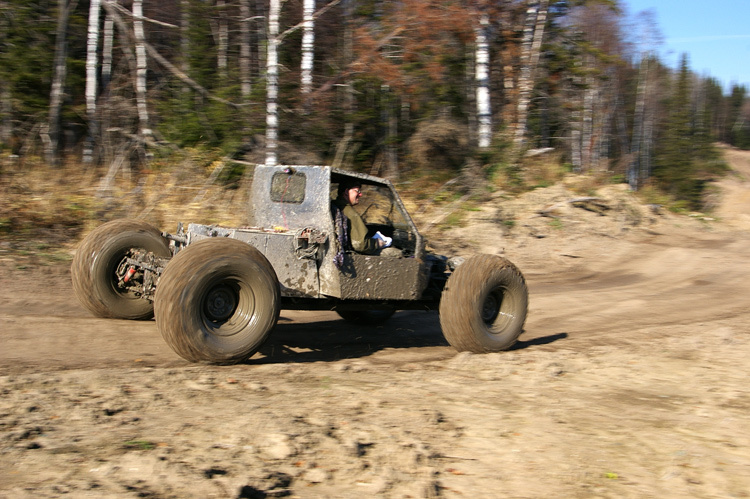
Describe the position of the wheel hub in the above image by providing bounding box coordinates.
[481,291,501,324]
[205,284,238,322]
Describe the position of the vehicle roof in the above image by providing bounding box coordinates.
[331,167,393,189]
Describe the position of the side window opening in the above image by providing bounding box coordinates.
[359,185,410,228]
[270,171,306,204]
[330,176,418,257]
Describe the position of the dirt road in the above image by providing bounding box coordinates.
[2,148,750,498]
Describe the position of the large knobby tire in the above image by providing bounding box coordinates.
[154,238,280,364]
[336,308,396,325]
[71,219,170,320]
[439,254,528,353]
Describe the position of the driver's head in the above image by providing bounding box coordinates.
[337,179,363,206]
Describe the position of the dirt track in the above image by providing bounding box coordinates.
[2,148,750,498]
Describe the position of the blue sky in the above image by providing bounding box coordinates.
[624,0,750,93]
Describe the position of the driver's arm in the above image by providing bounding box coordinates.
[343,205,379,254]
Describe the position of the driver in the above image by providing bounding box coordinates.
[332,179,390,255]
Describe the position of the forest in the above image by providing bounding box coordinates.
[1,0,749,211]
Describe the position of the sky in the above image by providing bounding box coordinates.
[623,0,750,93]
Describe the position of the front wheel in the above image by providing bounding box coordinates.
[439,255,528,353]
[71,219,171,320]
[154,238,280,364]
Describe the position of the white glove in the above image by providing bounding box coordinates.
[372,231,393,248]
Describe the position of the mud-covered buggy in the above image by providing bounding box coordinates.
[72,165,528,363]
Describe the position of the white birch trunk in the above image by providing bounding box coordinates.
[47,0,74,165]
[529,0,547,74]
[101,0,136,80]
[300,0,315,95]
[217,0,228,79]
[475,13,492,149]
[513,0,547,155]
[133,0,151,138]
[266,0,280,166]
[83,0,101,164]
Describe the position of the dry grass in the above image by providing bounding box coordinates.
[519,151,569,189]
[0,150,646,268]
[0,154,250,267]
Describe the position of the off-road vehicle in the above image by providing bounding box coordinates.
[72,165,528,363]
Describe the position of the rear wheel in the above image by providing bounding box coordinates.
[71,219,170,319]
[155,238,280,364]
[439,254,528,352]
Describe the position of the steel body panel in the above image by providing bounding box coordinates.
[336,254,430,300]
[183,164,432,303]
[185,224,320,298]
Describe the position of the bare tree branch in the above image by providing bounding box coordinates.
[310,26,405,98]
[107,0,178,29]
[101,0,247,109]
[278,0,342,42]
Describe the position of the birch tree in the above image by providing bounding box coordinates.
[133,0,152,139]
[83,0,101,164]
[300,0,315,95]
[513,0,547,156]
[266,0,280,166]
[475,12,491,149]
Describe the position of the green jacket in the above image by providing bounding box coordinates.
[333,198,378,255]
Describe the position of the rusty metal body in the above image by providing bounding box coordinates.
[161,165,446,313]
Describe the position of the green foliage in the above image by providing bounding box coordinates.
[727,85,750,149]
[652,54,728,211]
[0,3,55,115]
[0,0,744,204]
